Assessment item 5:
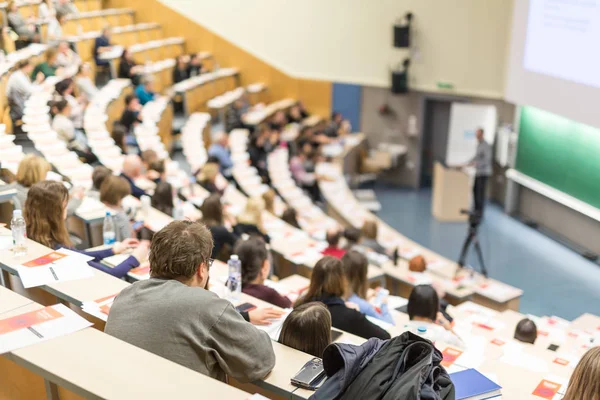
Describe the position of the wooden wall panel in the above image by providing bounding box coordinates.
[106,0,331,117]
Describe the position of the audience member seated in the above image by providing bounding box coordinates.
[56,41,82,69]
[52,99,97,164]
[90,165,112,200]
[514,318,537,345]
[408,255,427,272]
[94,26,113,84]
[295,256,390,340]
[207,132,233,178]
[148,159,166,183]
[342,250,394,325]
[120,94,143,133]
[262,189,276,215]
[290,141,321,202]
[281,207,301,229]
[324,111,343,138]
[120,154,146,198]
[287,105,304,124]
[25,181,148,278]
[32,48,60,79]
[225,98,246,133]
[321,228,346,259]
[562,346,600,400]
[75,63,99,100]
[187,53,205,77]
[105,220,275,382]
[234,197,270,244]
[278,302,332,358]
[343,227,361,251]
[360,220,387,255]
[118,48,142,86]
[100,175,134,242]
[173,55,190,83]
[404,285,463,348]
[236,237,292,308]
[38,0,55,19]
[7,1,39,44]
[55,78,85,130]
[200,194,238,260]
[111,124,127,154]
[151,181,175,217]
[269,110,288,132]
[55,0,78,16]
[196,162,222,195]
[7,154,51,210]
[6,60,45,140]
[47,12,67,44]
[135,75,156,106]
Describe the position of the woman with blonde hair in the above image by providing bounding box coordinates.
[233,196,270,243]
[562,346,600,400]
[197,162,222,195]
[7,154,82,214]
[360,220,387,255]
[262,189,276,215]
[25,181,148,278]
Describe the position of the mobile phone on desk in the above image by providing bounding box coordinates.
[547,344,560,352]
[291,358,326,390]
[235,302,257,313]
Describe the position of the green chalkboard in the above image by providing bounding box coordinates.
[515,106,600,209]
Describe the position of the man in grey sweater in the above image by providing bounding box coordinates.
[105,220,275,383]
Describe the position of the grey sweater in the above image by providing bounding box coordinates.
[105,278,275,382]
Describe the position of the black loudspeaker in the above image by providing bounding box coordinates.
[391,70,408,94]
[394,25,410,48]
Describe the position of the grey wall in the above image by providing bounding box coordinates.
[360,86,515,189]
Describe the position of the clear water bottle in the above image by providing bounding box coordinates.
[173,199,185,220]
[411,326,437,343]
[11,210,27,256]
[103,211,116,245]
[227,255,242,301]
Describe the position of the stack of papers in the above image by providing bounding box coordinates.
[0,304,92,354]
[16,248,95,288]
[82,294,119,322]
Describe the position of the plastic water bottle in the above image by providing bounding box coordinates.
[227,255,242,301]
[103,211,116,245]
[11,210,27,256]
[411,326,437,344]
[173,199,185,220]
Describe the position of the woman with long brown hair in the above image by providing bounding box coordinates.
[342,250,394,325]
[295,256,390,340]
[24,181,149,278]
[200,193,238,259]
[279,302,332,358]
[562,346,600,400]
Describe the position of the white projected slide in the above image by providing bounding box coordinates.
[524,0,600,88]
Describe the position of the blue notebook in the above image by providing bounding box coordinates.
[450,369,502,400]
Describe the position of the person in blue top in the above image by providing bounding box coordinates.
[24,180,149,278]
[135,75,156,105]
[342,250,395,325]
[208,131,234,178]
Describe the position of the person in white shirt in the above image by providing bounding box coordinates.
[56,41,81,68]
[6,60,44,139]
[55,78,85,129]
[403,285,464,349]
[75,63,98,100]
[38,0,56,19]
[47,12,67,44]
[52,99,96,163]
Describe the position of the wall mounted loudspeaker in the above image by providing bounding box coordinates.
[393,12,413,48]
[391,58,411,94]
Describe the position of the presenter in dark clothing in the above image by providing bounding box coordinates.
[467,128,492,217]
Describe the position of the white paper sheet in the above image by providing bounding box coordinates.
[16,249,94,289]
[0,304,92,354]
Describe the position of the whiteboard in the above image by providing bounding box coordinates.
[446,103,497,166]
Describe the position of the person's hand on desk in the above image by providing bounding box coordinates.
[70,186,85,201]
[35,71,45,84]
[131,241,150,263]
[248,307,285,325]
[113,238,140,254]
[436,312,453,331]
